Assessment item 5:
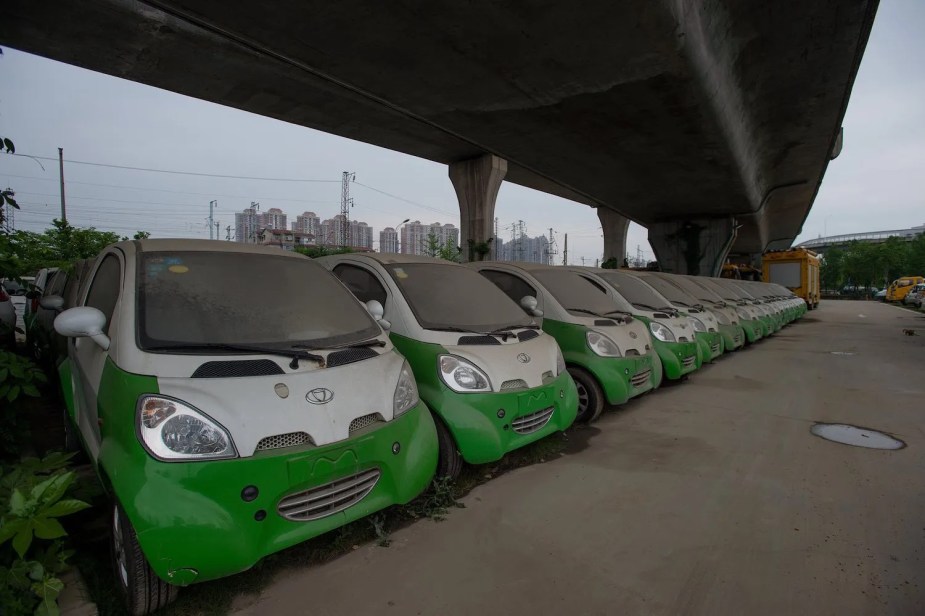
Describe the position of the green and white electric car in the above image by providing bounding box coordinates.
[470,262,658,422]
[317,254,578,479]
[693,276,769,341]
[52,240,438,614]
[642,272,747,351]
[578,268,706,379]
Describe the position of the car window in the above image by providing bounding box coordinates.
[46,271,68,296]
[479,269,537,306]
[332,264,388,306]
[84,255,122,334]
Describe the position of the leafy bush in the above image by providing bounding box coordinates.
[0,452,89,616]
[0,351,47,459]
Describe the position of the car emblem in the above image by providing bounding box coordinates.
[629,332,637,339]
[516,353,531,363]
[306,388,334,404]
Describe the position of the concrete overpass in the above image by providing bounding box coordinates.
[796,224,925,253]
[1,0,877,274]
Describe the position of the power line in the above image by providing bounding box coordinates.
[352,181,454,217]
[10,153,341,183]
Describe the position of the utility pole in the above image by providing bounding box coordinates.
[545,227,558,265]
[58,148,67,223]
[208,200,218,240]
[340,171,355,247]
[225,225,232,241]
[581,257,587,266]
[214,221,220,240]
[563,233,568,265]
[493,217,500,259]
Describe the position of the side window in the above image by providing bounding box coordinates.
[46,271,67,296]
[332,264,388,306]
[479,269,536,305]
[84,255,122,333]
[579,275,609,295]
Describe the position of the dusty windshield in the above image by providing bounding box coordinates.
[138,252,380,349]
[596,271,674,311]
[386,263,533,332]
[671,275,726,304]
[637,274,699,307]
[531,269,632,316]
[716,280,754,300]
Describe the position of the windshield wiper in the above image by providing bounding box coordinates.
[565,307,605,317]
[486,324,541,340]
[145,342,326,369]
[292,338,386,351]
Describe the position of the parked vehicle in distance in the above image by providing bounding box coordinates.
[580,267,710,378]
[319,253,578,479]
[886,276,925,303]
[712,278,780,335]
[629,271,746,353]
[762,248,821,309]
[471,262,659,423]
[27,268,69,365]
[903,283,925,307]
[24,267,59,333]
[52,240,438,615]
[874,288,887,301]
[679,276,765,344]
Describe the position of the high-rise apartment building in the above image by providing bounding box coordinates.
[400,221,460,256]
[234,207,265,243]
[497,233,550,264]
[379,227,399,253]
[291,211,321,236]
[264,208,287,231]
[320,214,375,249]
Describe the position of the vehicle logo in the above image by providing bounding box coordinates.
[629,332,637,339]
[306,388,334,404]
[516,353,531,363]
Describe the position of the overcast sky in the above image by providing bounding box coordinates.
[1,0,922,262]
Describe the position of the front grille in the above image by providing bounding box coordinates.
[631,369,651,388]
[594,319,616,326]
[708,327,717,333]
[517,330,539,342]
[256,431,314,451]
[682,355,696,368]
[512,407,555,434]
[500,379,528,391]
[541,370,555,383]
[624,349,640,356]
[278,468,380,521]
[678,336,689,342]
[711,342,720,354]
[191,359,284,378]
[734,334,742,344]
[349,413,383,433]
[457,335,500,345]
[327,347,379,367]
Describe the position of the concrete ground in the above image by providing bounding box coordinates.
[233,301,925,616]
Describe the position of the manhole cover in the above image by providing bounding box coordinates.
[810,423,905,450]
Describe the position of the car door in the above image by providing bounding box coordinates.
[70,252,123,460]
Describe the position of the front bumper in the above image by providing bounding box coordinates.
[425,371,579,465]
[115,402,438,584]
[654,339,701,380]
[740,319,764,343]
[581,350,658,405]
[695,331,724,363]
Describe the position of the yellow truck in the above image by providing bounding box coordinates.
[885,275,925,303]
[762,248,821,309]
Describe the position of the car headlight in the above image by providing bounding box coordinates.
[688,317,706,333]
[439,355,492,393]
[137,395,237,461]
[586,330,622,357]
[649,321,676,343]
[393,360,419,416]
[736,307,751,320]
[555,345,566,376]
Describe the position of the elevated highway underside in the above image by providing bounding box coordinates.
[2,0,877,269]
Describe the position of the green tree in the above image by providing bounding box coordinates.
[437,239,461,262]
[422,232,441,258]
[293,245,354,259]
[2,220,124,278]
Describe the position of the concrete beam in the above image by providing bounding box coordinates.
[649,217,737,277]
[449,154,507,262]
[598,208,630,266]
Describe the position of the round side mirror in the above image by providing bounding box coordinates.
[365,300,385,320]
[39,295,65,312]
[54,307,110,350]
[519,295,543,317]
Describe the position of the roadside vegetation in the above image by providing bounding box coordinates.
[820,235,925,293]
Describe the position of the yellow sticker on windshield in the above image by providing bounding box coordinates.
[168,265,189,274]
[394,268,408,279]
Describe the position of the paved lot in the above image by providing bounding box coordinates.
[234,301,925,616]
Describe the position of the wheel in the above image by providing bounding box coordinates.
[568,366,604,423]
[111,502,178,615]
[432,415,463,480]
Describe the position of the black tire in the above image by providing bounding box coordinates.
[568,366,604,423]
[111,502,179,615]
[433,415,463,480]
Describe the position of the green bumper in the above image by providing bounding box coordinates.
[654,339,700,380]
[718,323,745,351]
[95,362,438,585]
[695,331,724,363]
[740,319,763,343]
[390,333,578,465]
[420,371,578,465]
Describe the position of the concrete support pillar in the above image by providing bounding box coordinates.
[597,208,630,267]
[648,217,738,277]
[449,154,507,262]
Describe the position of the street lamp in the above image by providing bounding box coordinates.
[395,218,410,253]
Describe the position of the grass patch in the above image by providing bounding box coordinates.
[72,429,577,615]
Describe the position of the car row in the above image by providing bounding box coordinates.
[37,240,805,614]
[902,283,925,307]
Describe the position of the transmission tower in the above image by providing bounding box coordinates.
[493,217,499,259]
[340,171,355,247]
[544,228,558,265]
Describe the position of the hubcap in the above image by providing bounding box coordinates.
[575,380,589,416]
[113,507,129,587]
